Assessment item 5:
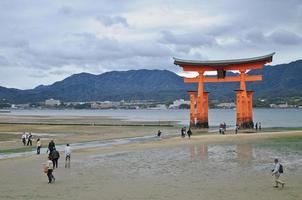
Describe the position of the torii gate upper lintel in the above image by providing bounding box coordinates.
[173,52,275,129]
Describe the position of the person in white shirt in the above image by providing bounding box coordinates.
[36,138,42,154]
[21,133,26,146]
[272,158,285,188]
[65,144,71,168]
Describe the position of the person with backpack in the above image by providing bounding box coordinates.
[271,158,285,188]
[51,148,60,168]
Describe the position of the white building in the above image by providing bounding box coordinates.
[45,98,61,107]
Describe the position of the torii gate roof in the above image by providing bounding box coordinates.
[173,52,275,67]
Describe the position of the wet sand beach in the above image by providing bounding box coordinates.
[0,130,302,200]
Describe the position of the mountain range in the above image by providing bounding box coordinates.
[1,60,302,104]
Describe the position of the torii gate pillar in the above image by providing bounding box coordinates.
[188,91,196,127]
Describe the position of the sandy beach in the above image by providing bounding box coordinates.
[1,129,302,200]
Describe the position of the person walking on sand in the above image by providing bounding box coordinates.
[46,156,55,184]
[157,130,162,137]
[25,132,29,145]
[36,138,42,154]
[47,140,55,155]
[21,132,26,146]
[219,123,224,134]
[187,128,192,139]
[259,122,262,131]
[235,124,239,134]
[272,158,285,188]
[65,144,71,168]
[255,122,258,131]
[27,132,33,146]
[51,148,60,168]
[181,127,186,138]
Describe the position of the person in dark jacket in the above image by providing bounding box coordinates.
[27,133,33,146]
[187,128,192,139]
[157,130,162,137]
[51,148,60,168]
[48,140,55,155]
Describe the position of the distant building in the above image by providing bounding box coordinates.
[45,98,61,107]
[91,101,120,109]
[216,102,236,109]
[270,102,296,108]
[148,104,167,110]
[169,99,190,109]
[277,102,289,108]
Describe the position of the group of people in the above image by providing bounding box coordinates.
[219,122,227,134]
[181,127,192,138]
[45,140,72,184]
[255,122,262,131]
[21,132,43,154]
[21,132,33,146]
[20,132,73,184]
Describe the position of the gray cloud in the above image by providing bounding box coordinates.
[0,55,9,65]
[0,0,301,89]
[160,30,216,47]
[58,6,73,16]
[244,29,302,46]
[268,30,302,45]
[96,15,129,27]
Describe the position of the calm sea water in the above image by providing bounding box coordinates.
[3,108,302,128]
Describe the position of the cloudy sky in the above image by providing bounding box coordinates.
[0,0,301,89]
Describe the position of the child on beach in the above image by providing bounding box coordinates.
[46,156,55,184]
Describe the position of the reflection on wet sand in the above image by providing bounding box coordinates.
[237,144,254,167]
[189,143,254,167]
[190,144,208,160]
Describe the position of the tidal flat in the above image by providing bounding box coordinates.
[0,114,301,200]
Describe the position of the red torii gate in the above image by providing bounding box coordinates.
[173,53,275,129]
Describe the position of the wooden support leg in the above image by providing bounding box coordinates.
[188,91,196,127]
